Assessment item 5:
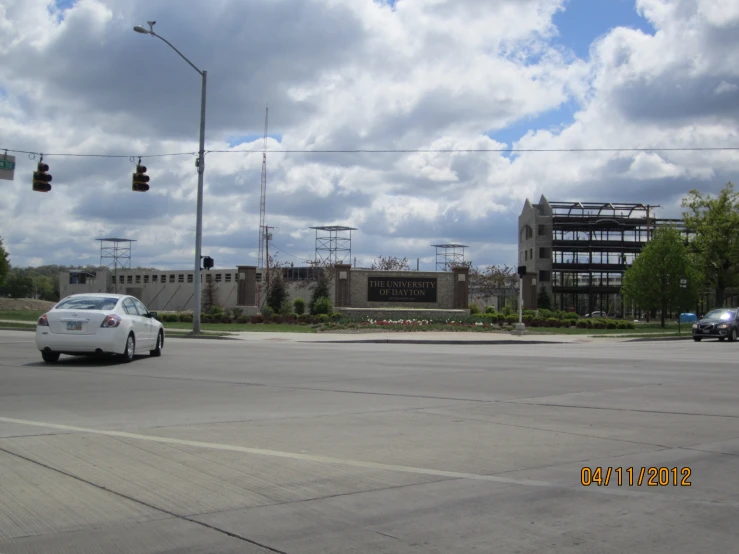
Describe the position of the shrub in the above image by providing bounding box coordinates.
[523,309,536,319]
[606,320,618,329]
[309,270,331,314]
[250,314,264,324]
[220,315,233,324]
[236,316,248,324]
[469,303,481,315]
[231,307,244,319]
[200,314,212,324]
[318,313,330,323]
[539,309,553,319]
[576,320,588,328]
[502,305,513,317]
[279,298,293,316]
[563,312,579,321]
[485,306,497,314]
[505,315,517,325]
[208,305,224,317]
[313,296,333,315]
[261,305,275,319]
[272,314,283,323]
[293,297,306,315]
[330,312,343,321]
[546,318,560,328]
[297,314,311,324]
[178,312,193,323]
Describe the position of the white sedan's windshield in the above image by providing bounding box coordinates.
[55,297,119,311]
[704,309,735,320]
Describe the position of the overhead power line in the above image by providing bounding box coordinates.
[2,145,739,160]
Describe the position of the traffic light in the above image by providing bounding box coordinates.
[32,161,52,193]
[203,256,214,270]
[517,265,527,278]
[132,163,149,192]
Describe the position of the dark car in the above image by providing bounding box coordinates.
[692,308,739,342]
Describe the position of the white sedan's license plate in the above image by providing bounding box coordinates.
[66,322,83,331]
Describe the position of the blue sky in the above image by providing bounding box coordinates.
[488,0,654,148]
[553,0,654,59]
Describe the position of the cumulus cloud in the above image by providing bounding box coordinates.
[0,0,737,271]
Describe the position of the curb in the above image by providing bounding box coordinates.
[304,339,570,345]
[0,327,238,340]
[625,335,694,342]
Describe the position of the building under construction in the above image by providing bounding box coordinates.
[519,195,687,316]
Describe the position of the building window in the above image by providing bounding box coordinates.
[187,274,193,283]
[152,275,158,283]
[178,274,184,283]
[539,270,551,282]
[170,275,175,283]
[525,250,528,261]
[538,225,546,236]
[119,275,125,284]
[225,273,232,283]
[144,275,149,284]
[135,275,141,284]
[127,275,133,284]
[205,273,212,282]
[539,247,550,259]
[530,248,533,260]
[215,273,222,283]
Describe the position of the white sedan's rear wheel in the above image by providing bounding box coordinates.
[121,333,135,363]
[42,351,60,363]
[150,331,163,357]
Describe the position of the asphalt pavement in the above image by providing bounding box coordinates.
[0,329,737,553]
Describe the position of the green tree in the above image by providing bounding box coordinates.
[682,182,739,308]
[267,270,288,313]
[309,268,331,315]
[0,237,9,288]
[621,226,702,327]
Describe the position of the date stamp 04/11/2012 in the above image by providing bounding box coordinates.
[581,467,692,487]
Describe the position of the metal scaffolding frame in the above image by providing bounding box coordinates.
[310,226,357,266]
[96,238,136,293]
[432,244,468,271]
[544,201,687,316]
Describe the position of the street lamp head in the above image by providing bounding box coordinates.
[133,25,150,34]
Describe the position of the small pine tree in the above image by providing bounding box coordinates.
[202,275,219,313]
[309,269,331,315]
[267,271,288,314]
[537,286,552,310]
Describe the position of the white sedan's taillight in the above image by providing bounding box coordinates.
[101,314,122,328]
[38,314,49,327]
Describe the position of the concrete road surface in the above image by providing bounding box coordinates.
[0,330,738,553]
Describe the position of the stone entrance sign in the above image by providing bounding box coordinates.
[367,277,437,303]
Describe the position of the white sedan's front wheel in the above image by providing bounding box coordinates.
[121,333,135,363]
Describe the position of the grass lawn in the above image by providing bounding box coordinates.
[162,322,318,333]
[0,310,45,322]
[531,326,680,335]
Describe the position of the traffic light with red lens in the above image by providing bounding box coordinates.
[32,161,52,193]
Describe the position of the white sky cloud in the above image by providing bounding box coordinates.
[0,0,737,271]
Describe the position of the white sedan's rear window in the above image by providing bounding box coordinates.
[56,297,119,310]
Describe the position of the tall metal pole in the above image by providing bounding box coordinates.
[193,70,207,333]
[134,23,208,334]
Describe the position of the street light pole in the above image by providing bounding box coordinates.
[134,22,206,333]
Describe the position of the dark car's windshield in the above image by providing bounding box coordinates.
[55,297,119,311]
[703,309,736,320]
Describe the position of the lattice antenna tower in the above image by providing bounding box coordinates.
[257,105,269,270]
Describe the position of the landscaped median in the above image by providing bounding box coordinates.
[0,307,691,338]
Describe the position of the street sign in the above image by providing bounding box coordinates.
[0,155,15,181]
[680,279,687,288]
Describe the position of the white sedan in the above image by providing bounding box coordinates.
[35,293,165,363]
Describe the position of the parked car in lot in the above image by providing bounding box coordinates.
[692,308,739,342]
[584,311,608,318]
[35,293,164,363]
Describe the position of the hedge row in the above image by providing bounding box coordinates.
[157,311,343,324]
